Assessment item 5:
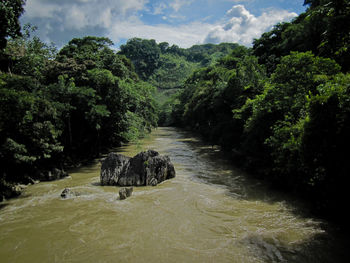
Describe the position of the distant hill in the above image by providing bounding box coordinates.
[119,38,239,106]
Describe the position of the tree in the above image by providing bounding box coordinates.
[243,52,340,180]
[58,36,113,62]
[0,0,25,50]
[119,38,161,80]
[173,45,265,148]
[318,0,350,71]
[46,36,117,85]
[5,24,57,80]
[158,42,169,53]
[303,0,321,8]
[0,74,64,181]
[253,0,350,72]
[300,73,350,215]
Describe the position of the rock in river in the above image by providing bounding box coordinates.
[100,150,176,186]
[119,187,133,200]
[60,188,80,199]
[37,168,68,182]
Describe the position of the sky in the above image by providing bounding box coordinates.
[20,0,307,49]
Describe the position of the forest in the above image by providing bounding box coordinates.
[1,0,349,225]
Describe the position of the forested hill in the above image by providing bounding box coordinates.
[1,0,350,225]
[119,39,238,84]
[165,0,350,223]
[118,39,238,111]
[118,39,238,125]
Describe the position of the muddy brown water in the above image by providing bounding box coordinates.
[0,127,347,262]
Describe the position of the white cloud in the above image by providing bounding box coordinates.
[24,0,60,18]
[153,2,167,15]
[23,0,209,47]
[204,5,297,46]
[170,0,193,12]
[24,0,149,28]
[65,5,88,30]
[108,19,214,48]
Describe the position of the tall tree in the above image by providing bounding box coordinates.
[119,38,161,80]
[0,0,26,50]
[5,24,57,80]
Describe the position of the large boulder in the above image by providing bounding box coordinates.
[100,150,176,186]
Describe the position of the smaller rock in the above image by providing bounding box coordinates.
[119,188,127,200]
[125,187,133,197]
[60,188,80,199]
[11,185,24,196]
[119,187,133,200]
[149,177,158,186]
[61,188,71,199]
[23,175,35,185]
[0,180,21,200]
[33,179,40,184]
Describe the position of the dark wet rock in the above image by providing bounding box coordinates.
[60,188,80,199]
[119,188,127,200]
[60,188,72,199]
[100,150,176,186]
[125,187,133,197]
[1,176,41,203]
[149,177,158,186]
[24,176,40,185]
[100,153,130,186]
[119,187,133,200]
[0,179,22,201]
[37,168,68,182]
[13,184,27,192]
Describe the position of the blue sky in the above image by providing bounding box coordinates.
[21,0,307,48]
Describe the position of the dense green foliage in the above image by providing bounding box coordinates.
[119,40,238,126]
[119,38,161,80]
[120,40,238,84]
[0,31,158,192]
[253,0,350,73]
[167,1,350,222]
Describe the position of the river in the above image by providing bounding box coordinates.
[0,127,347,262]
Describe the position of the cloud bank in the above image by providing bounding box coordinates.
[21,0,298,48]
[204,5,297,45]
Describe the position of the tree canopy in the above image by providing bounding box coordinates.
[0,0,25,50]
